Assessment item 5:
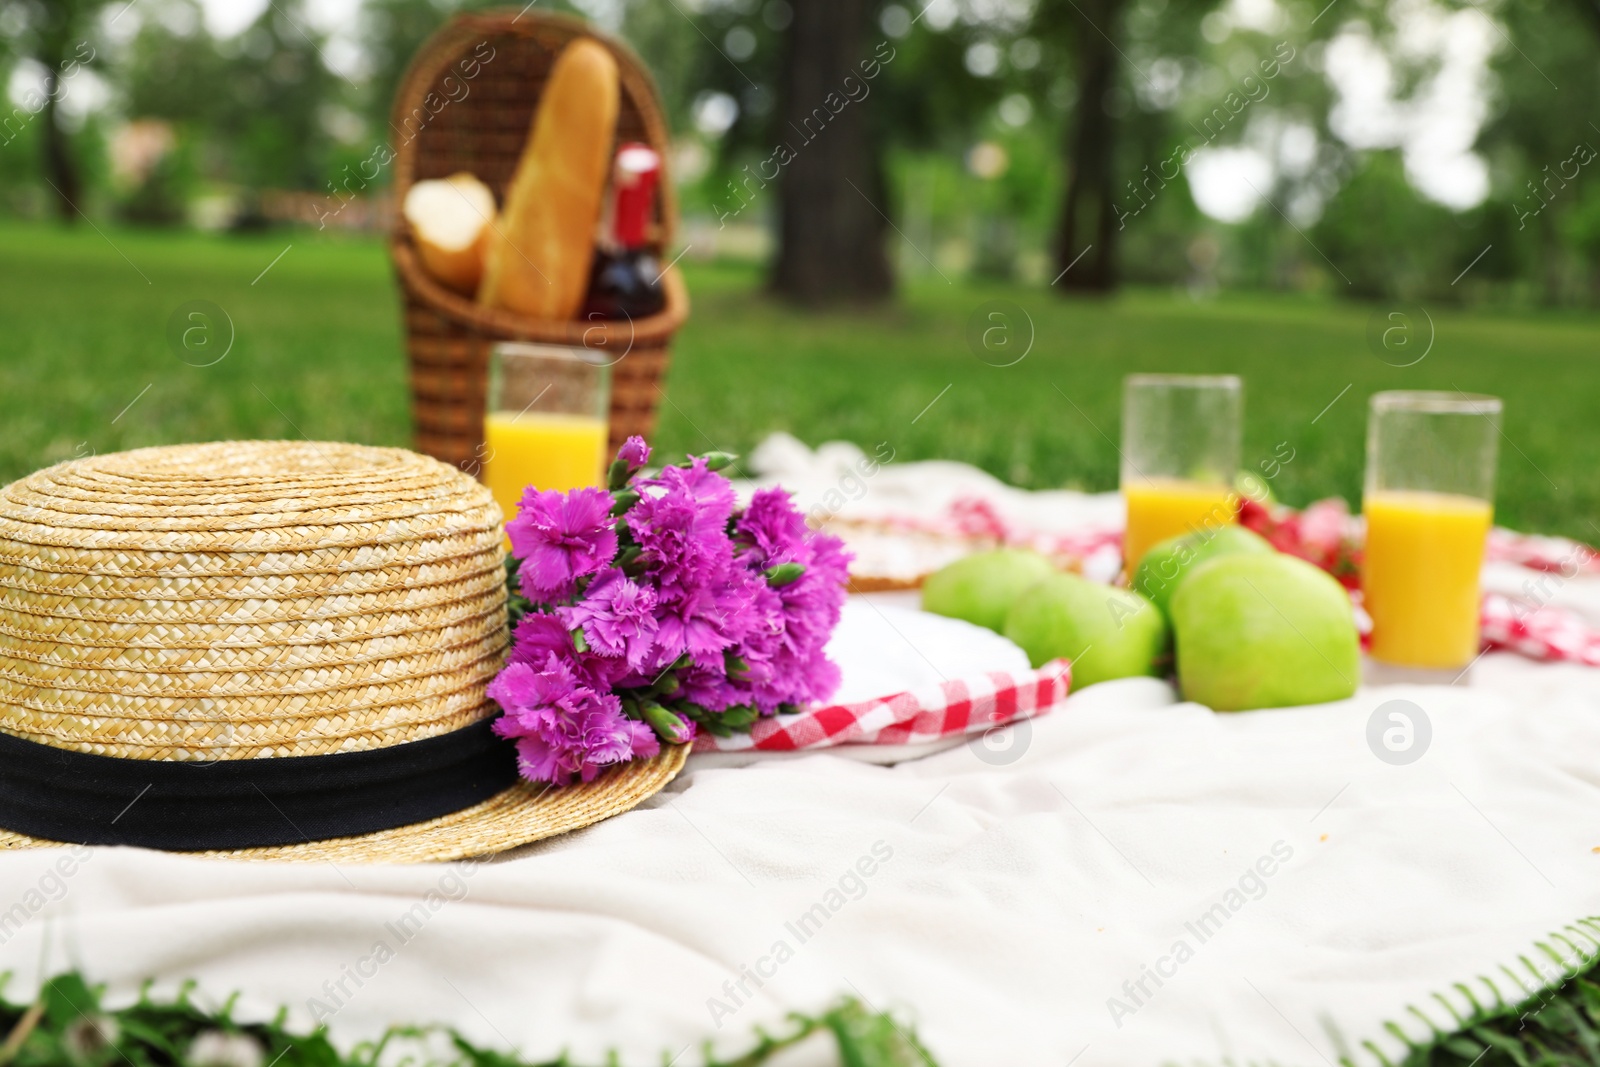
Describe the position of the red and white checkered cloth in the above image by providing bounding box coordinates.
[694,659,1072,753]
[1481,592,1600,666]
[899,495,1127,562]
[1487,528,1600,575]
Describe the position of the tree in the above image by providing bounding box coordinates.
[362,0,514,138]
[634,0,894,305]
[214,0,341,192]
[9,0,108,221]
[1034,0,1230,294]
[625,0,1005,304]
[1047,0,1124,293]
[1472,0,1600,301]
[769,0,894,303]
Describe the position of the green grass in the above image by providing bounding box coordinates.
[7,965,1600,1067]
[1,220,1596,543]
[0,972,936,1066]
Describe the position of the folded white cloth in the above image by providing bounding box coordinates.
[2,442,1598,1067]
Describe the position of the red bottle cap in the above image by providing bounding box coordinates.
[611,143,660,250]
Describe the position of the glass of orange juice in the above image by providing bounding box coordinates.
[1120,374,1243,575]
[1362,391,1500,670]
[481,343,610,534]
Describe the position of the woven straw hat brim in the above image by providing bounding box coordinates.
[0,744,688,863]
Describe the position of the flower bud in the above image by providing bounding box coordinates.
[641,701,695,744]
[718,704,759,730]
[617,435,651,471]
[697,451,738,472]
[764,562,806,588]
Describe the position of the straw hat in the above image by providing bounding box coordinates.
[0,441,685,863]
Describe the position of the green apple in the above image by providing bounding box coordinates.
[1002,573,1168,688]
[921,549,1056,633]
[1132,524,1274,620]
[1171,552,1359,712]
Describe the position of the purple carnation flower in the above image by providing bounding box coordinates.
[506,611,624,689]
[776,530,850,706]
[733,489,851,712]
[625,491,706,587]
[559,568,660,671]
[617,435,651,473]
[737,487,811,567]
[626,457,747,669]
[487,652,657,785]
[650,580,740,672]
[632,458,736,552]
[672,662,745,712]
[506,612,575,666]
[506,486,618,602]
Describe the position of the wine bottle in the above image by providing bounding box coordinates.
[583,143,666,320]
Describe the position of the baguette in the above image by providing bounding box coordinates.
[404,172,495,295]
[478,38,620,320]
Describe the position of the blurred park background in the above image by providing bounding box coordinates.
[1,0,1596,538]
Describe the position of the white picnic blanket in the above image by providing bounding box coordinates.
[2,440,1599,1067]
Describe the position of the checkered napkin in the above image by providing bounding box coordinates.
[1481,592,1600,666]
[1477,531,1600,663]
[693,658,1073,753]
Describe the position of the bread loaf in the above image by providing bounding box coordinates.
[478,38,620,320]
[404,172,495,295]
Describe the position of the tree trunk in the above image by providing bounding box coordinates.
[41,68,82,223]
[1054,0,1123,293]
[770,0,893,304]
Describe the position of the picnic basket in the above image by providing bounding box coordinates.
[388,9,688,474]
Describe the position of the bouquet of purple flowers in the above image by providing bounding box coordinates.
[487,437,851,786]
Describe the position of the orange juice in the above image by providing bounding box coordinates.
[482,411,608,529]
[1362,490,1492,668]
[1123,479,1239,574]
